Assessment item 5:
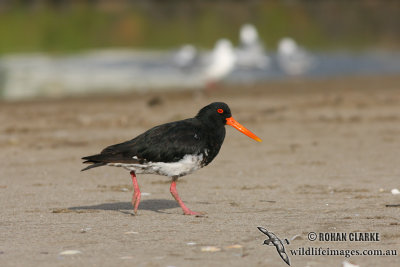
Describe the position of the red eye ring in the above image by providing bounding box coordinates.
[217,109,224,114]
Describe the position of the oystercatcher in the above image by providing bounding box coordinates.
[82,102,261,215]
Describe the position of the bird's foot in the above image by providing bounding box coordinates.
[132,191,141,215]
[183,209,206,216]
[170,180,206,216]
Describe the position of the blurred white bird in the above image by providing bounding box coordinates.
[172,44,199,70]
[203,38,236,84]
[277,37,315,76]
[236,24,270,70]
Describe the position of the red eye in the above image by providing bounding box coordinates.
[217,109,224,114]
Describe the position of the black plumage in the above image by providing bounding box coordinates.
[82,102,230,172]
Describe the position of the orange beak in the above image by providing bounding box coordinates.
[226,117,262,142]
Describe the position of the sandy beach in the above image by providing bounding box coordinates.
[1,75,399,267]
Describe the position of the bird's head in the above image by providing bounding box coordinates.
[196,102,262,142]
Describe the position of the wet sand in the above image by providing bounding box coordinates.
[1,75,400,267]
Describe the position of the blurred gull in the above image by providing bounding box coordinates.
[203,38,236,84]
[172,44,199,70]
[277,37,315,76]
[236,24,270,69]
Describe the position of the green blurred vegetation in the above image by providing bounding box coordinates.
[0,0,399,54]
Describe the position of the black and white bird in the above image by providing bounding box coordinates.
[82,102,261,215]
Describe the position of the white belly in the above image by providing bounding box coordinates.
[108,154,204,177]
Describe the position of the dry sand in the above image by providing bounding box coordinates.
[1,75,400,267]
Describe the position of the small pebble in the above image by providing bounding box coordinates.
[147,96,163,107]
[80,227,91,233]
[141,192,151,196]
[186,242,196,246]
[291,234,302,241]
[225,244,242,249]
[342,261,359,267]
[379,188,385,193]
[120,256,134,260]
[201,246,221,252]
[124,231,139,235]
[59,250,82,255]
[391,188,400,195]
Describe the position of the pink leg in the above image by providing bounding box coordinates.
[130,171,141,214]
[170,180,202,215]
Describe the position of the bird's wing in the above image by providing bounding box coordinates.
[257,227,272,238]
[84,119,205,164]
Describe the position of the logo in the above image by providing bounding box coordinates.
[258,227,291,266]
